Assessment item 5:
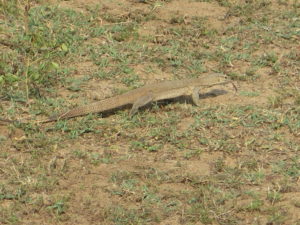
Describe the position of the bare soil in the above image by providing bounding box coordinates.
[1,0,299,225]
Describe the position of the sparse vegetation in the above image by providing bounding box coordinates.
[0,0,299,224]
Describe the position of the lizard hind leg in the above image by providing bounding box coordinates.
[191,87,201,106]
[129,94,154,116]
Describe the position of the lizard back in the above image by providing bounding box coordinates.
[51,73,227,121]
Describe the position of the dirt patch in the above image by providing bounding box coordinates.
[157,0,227,30]
[1,0,299,224]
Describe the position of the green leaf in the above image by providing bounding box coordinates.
[61,43,68,52]
[5,73,19,83]
[51,62,60,70]
[0,75,4,85]
[30,72,40,81]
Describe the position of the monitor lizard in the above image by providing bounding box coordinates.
[0,73,236,123]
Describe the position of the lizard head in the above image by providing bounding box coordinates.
[206,73,228,83]
[205,73,237,92]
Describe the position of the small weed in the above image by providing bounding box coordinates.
[72,149,88,159]
[244,170,265,185]
[272,158,300,178]
[267,208,287,225]
[106,206,151,224]
[253,52,278,68]
[267,189,282,205]
[47,197,68,215]
[245,199,264,212]
[1,0,299,224]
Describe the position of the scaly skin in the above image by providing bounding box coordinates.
[0,73,235,123]
[49,73,230,121]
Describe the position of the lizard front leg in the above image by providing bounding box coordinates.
[191,87,201,106]
[129,93,154,116]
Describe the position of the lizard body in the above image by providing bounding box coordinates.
[1,73,234,123]
[49,73,231,121]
